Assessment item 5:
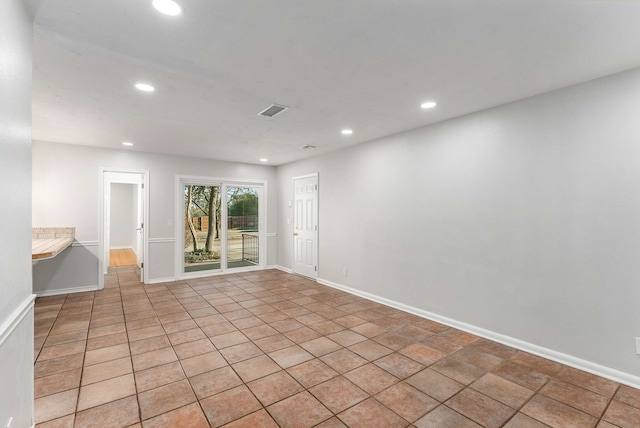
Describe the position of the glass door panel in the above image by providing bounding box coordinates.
[226,186,259,268]
[184,185,221,273]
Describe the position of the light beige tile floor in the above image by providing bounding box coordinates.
[33,266,640,427]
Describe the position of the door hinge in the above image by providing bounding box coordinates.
[315,184,318,190]
[141,183,144,189]
[141,262,144,268]
[314,225,318,231]
[315,266,317,272]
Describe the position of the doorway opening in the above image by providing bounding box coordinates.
[100,169,149,288]
[177,176,266,278]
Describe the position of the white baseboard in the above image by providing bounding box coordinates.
[109,246,134,250]
[72,241,99,247]
[36,285,99,297]
[0,294,35,347]
[317,277,640,390]
[275,265,293,274]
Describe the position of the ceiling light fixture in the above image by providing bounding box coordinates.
[341,129,353,135]
[122,142,134,146]
[421,101,437,109]
[135,83,155,92]
[260,158,268,162]
[152,0,182,16]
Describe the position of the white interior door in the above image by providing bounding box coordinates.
[293,174,318,278]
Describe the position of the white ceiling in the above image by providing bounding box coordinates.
[32,0,640,165]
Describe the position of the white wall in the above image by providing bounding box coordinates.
[277,67,640,384]
[32,142,278,286]
[110,183,137,249]
[0,0,36,426]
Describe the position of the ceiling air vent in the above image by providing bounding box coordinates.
[300,145,318,150]
[258,104,289,118]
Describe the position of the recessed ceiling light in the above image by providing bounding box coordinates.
[152,0,182,16]
[135,83,155,92]
[341,129,353,135]
[421,101,437,109]
[122,142,134,146]
[260,158,268,162]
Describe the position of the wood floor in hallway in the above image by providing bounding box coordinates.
[110,248,137,267]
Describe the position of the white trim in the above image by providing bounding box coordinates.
[317,277,640,390]
[149,237,175,243]
[0,294,35,347]
[72,241,99,247]
[275,265,293,274]
[36,285,100,297]
[108,246,135,250]
[175,174,268,185]
[181,265,263,281]
[146,276,177,284]
[267,232,277,237]
[292,172,319,180]
[100,168,150,287]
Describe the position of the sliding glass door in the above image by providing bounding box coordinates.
[180,177,264,276]
[226,186,260,268]
[183,184,221,273]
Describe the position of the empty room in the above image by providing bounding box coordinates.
[3,0,640,427]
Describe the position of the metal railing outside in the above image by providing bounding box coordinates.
[241,233,259,264]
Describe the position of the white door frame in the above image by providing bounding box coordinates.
[99,167,150,288]
[175,175,267,280]
[292,173,319,279]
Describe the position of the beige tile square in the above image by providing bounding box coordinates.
[35,353,84,378]
[344,363,399,395]
[521,394,597,428]
[77,374,136,411]
[132,347,178,371]
[173,338,216,359]
[84,343,130,367]
[138,379,197,420]
[35,369,82,398]
[74,396,139,428]
[190,366,243,399]
[142,402,209,428]
[200,385,262,427]
[309,376,368,413]
[232,355,281,382]
[269,345,314,369]
[337,398,407,428]
[180,351,228,377]
[135,361,186,392]
[81,356,132,385]
[247,370,304,406]
[376,382,438,422]
[268,391,333,428]
[470,373,535,409]
[35,388,78,424]
[129,335,171,355]
[37,340,86,361]
[287,358,338,388]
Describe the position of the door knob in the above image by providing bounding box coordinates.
[294,232,299,236]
